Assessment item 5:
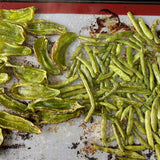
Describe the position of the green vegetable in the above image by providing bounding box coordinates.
[49,74,79,89]
[33,36,61,75]
[11,82,60,99]
[126,106,134,136]
[151,96,159,132]
[0,73,10,85]
[78,69,95,123]
[13,65,47,83]
[106,31,133,42]
[151,19,160,44]
[112,124,124,152]
[109,64,131,81]
[27,97,84,113]
[138,17,153,40]
[0,88,29,115]
[0,128,3,146]
[93,144,145,159]
[0,110,41,134]
[145,110,154,150]
[36,110,80,124]
[52,32,78,70]
[26,19,66,35]
[0,21,26,45]
[0,6,36,23]
[155,144,160,160]
[101,107,107,146]
[70,44,83,60]
[0,41,32,57]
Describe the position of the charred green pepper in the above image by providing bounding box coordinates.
[0,6,37,23]
[0,87,30,115]
[11,82,60,100]
[0,21,26,45]
[0,41,32,57]
[33,36,61,75]
[27,97,84,113]
[26,19,66,35]
[0,110,41,134]
[0,73,10,85]
[13,65,47,83]
[36,110,80,124]
[51,32,78,70]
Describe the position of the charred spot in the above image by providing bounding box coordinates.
[85,155,98,160]
[20,101,28,105]
[156,30,160,38]
[146,149,153,159]
[80,136,83,140]
[108,154,112,160]
[90,9,131,36]
[90,117,94,123]
[1,143,25,150]
[83,141,88,145]
[18,132,32,141]
[70,142,80,149]
[99,9,118,20]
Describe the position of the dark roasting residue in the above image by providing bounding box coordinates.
[1,144,25,150]
[90,8,131,37]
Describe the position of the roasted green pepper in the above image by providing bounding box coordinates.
[11,82,60,99]
[0,21,26,45]
[51,32,78,70]
[0,128,3,146]
[0,73,10,85]
[36,110,81,124]
[27,97,84,113]
[0,87,30,115]
[0,110,41,134]
[0,60,5,71]
[26,19,66,35]
[13,65,47,83]
[0,41,32,57]
[0,6,37,23]
[33,36,61,75]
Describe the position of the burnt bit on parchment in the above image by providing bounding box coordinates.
[1,143,25,150]
[90,8,131,37]
[146,149,153,159]
[85,155,98,160]
[18,132,33,141]
[70,142,80,149]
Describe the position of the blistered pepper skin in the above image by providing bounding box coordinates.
[36,110,81,124]
[0,110,41,134]
[26,19,66,35]
[33,36,61,75]
[0,21,26,45]
[11,82,60,100]
[27,97,84,113]
[0,6,37,23]
[0,73,10,85]
[0,88,30,116]
[0,41,32,57]
[13,65,47,83]
[51,32,78,70]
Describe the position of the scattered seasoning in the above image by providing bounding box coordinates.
[70,142,80,149]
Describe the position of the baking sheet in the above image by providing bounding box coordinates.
[0,3,160,160]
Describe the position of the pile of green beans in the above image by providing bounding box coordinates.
[64,12,160,159]
[1,6,160,159]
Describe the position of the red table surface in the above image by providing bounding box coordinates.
[1,2,160,15]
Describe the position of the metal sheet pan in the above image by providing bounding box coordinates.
[0,2,160,160]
